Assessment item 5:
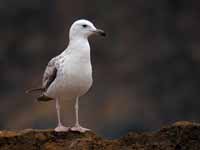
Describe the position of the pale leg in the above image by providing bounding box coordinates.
[54,99,69,132]
[71,97,90,133]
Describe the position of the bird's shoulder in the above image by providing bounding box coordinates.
[47,55,59,68]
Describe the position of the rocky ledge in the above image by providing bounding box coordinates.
[0,121,200,150]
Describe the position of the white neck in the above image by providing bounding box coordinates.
[62,37,91,63]
[69,36,89,48]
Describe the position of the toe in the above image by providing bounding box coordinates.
[70,126,90,133]
[55,126,69,132]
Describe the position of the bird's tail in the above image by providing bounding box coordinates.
[25,87,44,94]
[26,88,53,102]
[37,94,54,102]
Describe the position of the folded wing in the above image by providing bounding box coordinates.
[42,58,57,91]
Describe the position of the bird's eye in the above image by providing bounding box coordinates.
[82,24,87,28]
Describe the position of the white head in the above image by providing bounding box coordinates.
[69,19,106,40]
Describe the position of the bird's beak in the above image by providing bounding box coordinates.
[94,29,106,37]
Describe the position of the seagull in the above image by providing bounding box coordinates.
[26,19,106,132]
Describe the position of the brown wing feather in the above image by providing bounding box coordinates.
[26,57,58,102]
[42,58,58,91]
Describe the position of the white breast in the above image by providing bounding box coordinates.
[62,55,93,97]
[46,39,93,100]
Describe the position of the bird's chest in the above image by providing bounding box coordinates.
[65,60,92,83]
[57,57,93,96]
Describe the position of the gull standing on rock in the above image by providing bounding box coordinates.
[26,19,106,132]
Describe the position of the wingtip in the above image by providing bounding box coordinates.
[25,89,31,94]
[25,88,44,94]
[37,94,54,102]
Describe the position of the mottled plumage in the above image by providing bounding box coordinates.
[42,58,58,91]
[26,19,105,132]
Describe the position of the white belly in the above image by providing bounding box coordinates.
[46,60,93,100]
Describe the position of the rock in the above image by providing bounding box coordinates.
[0,121,199,150]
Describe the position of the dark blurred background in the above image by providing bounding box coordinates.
[1,0,200,138]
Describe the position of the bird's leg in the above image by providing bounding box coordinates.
[70,97,90,133]
[56,98,62,126]
[75,96,80,127]
[54,98,69,132]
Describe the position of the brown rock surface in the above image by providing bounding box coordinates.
[0,121,199,150]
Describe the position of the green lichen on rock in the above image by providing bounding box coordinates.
[0,121,199,150]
